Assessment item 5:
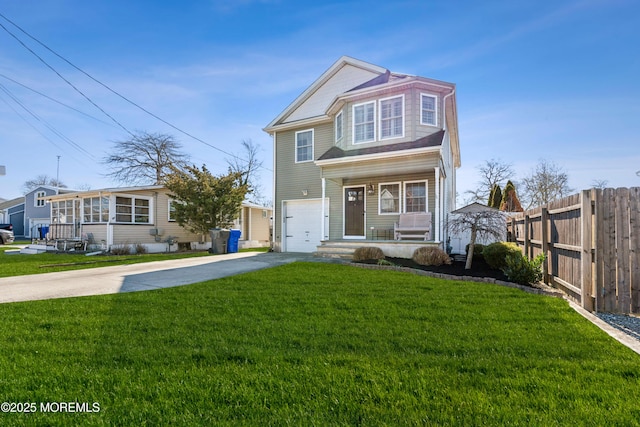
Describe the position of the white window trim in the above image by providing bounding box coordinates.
[35,191,46,207]
[403,180,429,213]
[378,182,402,215]
[420,93,438,127]
[379,94,405,140]
[113,194,153,224]
[352,101,376,144]
[295,129,314,163]
[82,196,109,224]
[168,199,177,222]
[335,110,343,142]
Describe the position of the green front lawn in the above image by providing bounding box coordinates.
[1,262,639,425]
[0,250,212,278]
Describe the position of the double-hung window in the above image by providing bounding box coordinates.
[380,95,403,139]
[115,196,151,223]
[335,111,343,142]
[404,181,427,213]
[35,191,46,207]
[353,101,375,143]
[378,183,401,214]
[295,129,314,163]
[421,94,437,126]
[83,196,109,223]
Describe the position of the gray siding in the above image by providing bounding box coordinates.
[273,122,333,246]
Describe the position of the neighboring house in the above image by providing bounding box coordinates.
[0,197,25,237]
[232,201,273,249]
[44,185,271,253]
[0,186,75,238]
[264,56,460,256]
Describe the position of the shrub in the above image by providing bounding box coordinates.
[135,243,148,254]
[352,246,385,262]
[502,253,545,286]
[412,246,452,266]
[482,242,522,270]
[110,244,131,255]
[465,243,485,259]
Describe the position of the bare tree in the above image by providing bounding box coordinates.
[466,159,515,203]
[448,204,506,269]
[521,159,574,209]
[22,175,66,193]
[591,179,608,189]
[226,139,265,203]
[103,131,189,185]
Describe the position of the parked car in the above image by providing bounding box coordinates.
[0,223,12,231]
[0,228,14,245]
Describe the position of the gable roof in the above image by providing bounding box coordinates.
[264,56,387,132]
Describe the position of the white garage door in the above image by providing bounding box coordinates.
[283,199,327,253]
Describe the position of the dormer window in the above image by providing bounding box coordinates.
[353,101,375,144]
[421,94,437,126]
[380,95,404,139]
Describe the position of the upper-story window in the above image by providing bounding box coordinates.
[353,101,375,144]
[380,95,404,139]
[35,191,46,207]
[335,111,343,142]
[295,129,314,163]
[421,94,437,126]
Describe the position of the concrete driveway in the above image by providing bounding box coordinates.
[0,252,314,304]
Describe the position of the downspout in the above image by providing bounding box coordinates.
[439,87,456,243]
[434,167,440,243]
[321,178,326,241]
[272,131,278,251]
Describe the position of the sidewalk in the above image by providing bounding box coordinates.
[0,252,312,304]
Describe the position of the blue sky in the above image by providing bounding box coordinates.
[1,0,638,202]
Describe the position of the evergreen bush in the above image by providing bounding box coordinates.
[482,242,522,269]
[502,253,545,286]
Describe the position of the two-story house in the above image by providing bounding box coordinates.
[264,56,460,256]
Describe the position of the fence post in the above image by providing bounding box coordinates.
[581,190,594,311]
[541,207,549,285]
[524,215,530,259]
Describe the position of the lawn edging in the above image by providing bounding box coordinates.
[348,261,565,299]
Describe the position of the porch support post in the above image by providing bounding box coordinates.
[321,177,326,241]
[434,166,440,242]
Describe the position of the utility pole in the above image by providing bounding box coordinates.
[56,155,61,186]
[0,165,5,176]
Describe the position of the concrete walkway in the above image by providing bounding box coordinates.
[0,252,313,304]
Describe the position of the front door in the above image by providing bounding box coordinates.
[344,186,365,237]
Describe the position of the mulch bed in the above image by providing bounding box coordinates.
[356,256,510,282]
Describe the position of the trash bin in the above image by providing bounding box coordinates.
[227,229,241,253]
[209,228,230,254]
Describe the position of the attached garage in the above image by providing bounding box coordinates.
[283,199,328,253]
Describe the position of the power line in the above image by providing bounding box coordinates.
[0,18,134,137]
[0,72,120,129]
[0,11,272,173]
[0,82,95,159]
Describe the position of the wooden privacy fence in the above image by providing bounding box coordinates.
[507,187,640,314]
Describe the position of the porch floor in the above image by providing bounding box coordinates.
[315,239,442,260]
